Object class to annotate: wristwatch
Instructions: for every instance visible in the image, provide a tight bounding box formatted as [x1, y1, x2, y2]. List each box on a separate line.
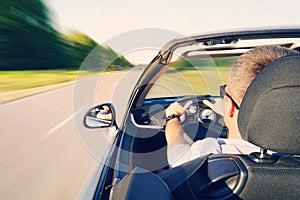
[166, 114, 180, 122]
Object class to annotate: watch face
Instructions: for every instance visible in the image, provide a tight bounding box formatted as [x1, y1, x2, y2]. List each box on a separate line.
[179, 113, 185, 123]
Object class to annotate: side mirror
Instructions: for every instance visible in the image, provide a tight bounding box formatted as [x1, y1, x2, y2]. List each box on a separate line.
[84, 103, 116, 128]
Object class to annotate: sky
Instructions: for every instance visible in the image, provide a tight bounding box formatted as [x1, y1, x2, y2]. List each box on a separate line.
[46, 0, 300, 63]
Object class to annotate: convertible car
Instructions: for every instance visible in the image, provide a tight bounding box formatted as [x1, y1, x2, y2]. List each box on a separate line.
[82, 28, 300, 199]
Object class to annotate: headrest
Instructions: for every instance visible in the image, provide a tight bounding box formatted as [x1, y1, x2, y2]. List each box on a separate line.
[238, 54, 300, 155]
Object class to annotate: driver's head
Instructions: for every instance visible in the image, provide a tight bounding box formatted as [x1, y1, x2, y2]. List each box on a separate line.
[224, 46, 298, 139]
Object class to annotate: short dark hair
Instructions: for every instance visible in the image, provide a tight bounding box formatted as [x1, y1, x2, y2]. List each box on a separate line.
[227, 45, 298, 105]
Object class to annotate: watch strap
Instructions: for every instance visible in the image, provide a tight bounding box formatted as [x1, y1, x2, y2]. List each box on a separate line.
[166, 114, 180, 122]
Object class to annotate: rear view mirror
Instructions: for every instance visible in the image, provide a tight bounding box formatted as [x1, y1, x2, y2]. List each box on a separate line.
[84, 103, 116, 128]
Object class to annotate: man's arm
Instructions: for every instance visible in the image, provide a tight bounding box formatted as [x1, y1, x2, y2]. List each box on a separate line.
[165, 117, 187, 148]
[165, 101, 192, 148]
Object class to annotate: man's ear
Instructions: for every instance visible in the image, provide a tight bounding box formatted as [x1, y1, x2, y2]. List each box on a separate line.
[225, 98, 235, 118]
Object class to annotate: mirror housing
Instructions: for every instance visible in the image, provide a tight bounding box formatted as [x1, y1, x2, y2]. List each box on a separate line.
[84, 103, 116, 128]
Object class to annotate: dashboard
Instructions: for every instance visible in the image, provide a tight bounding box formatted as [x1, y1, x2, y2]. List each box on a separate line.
[131, 96, 228, 141]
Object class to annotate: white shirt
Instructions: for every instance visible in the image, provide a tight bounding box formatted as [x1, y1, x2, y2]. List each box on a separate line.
[168, 138, 261, 167]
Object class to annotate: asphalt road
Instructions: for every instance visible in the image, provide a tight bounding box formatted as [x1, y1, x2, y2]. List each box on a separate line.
[0, 70, 141, 200]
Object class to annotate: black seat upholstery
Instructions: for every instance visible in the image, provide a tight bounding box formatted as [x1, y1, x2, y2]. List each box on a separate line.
[110, 167, 173, 200]
[235, 154, 300, 199]
[233, 54, 300, 199]
[238, 54, 300, 155]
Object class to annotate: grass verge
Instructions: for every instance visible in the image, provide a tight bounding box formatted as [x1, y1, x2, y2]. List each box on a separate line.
[0, 70, 105, 103]
[146, 68, 231, 98]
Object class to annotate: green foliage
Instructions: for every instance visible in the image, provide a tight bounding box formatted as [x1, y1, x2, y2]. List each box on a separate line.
[212, 57, 237, 67]
[110, 55, 135, 69]
[0, 0, 133, 70]
[0, 0, 65, 69]
[170, 58, 193, 70]
[170, 57, 237, 70]
[62, 33, 134, 70]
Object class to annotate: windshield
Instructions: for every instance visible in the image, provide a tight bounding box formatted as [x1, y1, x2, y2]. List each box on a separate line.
[146, 56, 237, 99]
[145, 37, 300, 100]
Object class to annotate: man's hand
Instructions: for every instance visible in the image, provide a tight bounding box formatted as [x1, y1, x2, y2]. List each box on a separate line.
[166, 101, 193, 117]
[203, 98, 224, 116]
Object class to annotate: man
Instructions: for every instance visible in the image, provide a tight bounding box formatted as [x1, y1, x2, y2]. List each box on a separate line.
[96, 105, 112, 121]
[165, 46, 298, 167]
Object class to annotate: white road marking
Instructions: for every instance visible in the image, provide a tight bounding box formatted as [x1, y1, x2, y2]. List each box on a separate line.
[38, 106, 86, 142]
[4, 106, 87, 164]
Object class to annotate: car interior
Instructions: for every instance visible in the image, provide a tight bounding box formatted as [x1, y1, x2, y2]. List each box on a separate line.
[92, 31, 300, 200]
[111, 52, 300, 200]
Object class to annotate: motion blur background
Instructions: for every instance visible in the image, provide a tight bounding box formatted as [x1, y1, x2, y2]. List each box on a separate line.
[0, 0, 135, 103]
[2, 0, 300, 102]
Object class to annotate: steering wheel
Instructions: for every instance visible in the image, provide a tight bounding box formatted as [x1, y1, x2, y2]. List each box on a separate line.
[177, 96, 228, 141]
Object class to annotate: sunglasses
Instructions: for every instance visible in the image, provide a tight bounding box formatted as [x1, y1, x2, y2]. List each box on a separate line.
[220, 85, 240, 110]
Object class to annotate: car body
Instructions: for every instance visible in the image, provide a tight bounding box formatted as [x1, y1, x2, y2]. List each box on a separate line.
[82, 27, 300, 200]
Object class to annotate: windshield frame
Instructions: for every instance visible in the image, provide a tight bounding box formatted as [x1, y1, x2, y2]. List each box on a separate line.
[129, 28, 300, 108]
